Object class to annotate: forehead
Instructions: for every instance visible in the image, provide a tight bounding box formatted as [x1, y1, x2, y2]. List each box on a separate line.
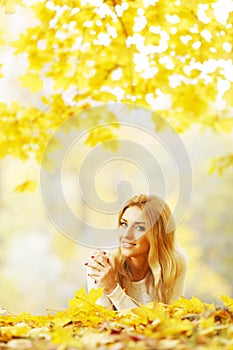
[121, 206, 146, 222]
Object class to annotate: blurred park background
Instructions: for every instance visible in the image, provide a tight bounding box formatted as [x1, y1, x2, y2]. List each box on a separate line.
[1, 126, 232, 314]
[0, 0, 233, 314]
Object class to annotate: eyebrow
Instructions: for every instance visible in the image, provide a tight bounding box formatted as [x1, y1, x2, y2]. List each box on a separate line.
[120, 217, 145, 225]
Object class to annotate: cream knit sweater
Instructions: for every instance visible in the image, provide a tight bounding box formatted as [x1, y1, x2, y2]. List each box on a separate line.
[87, 269, 186, 310]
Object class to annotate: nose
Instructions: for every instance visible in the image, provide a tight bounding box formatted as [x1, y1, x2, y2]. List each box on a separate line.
[121, 225, 134, 240]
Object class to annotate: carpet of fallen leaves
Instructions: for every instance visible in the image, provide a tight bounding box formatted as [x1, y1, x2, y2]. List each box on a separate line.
[0, 288, 233, 350]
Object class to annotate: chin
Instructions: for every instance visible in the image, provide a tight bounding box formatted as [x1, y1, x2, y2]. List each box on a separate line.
[120, 247, 134, 257]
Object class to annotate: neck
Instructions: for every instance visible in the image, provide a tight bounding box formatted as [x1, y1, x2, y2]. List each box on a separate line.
[127, 255, 149, 281]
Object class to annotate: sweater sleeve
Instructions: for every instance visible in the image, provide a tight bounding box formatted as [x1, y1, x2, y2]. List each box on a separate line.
[86, 270, 140, 310]
[106, 284, 140, 310]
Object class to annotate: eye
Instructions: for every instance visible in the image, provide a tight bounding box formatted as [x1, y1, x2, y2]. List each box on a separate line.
[120, 221, 127, 228]
[135, 225, 145, 232]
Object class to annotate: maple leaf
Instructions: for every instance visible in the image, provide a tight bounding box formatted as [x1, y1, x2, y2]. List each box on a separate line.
[52, 326, 81, 348]
[220, 295, 233, 311]
[169, 296, 215, 317]
[131, 301, 168, 324]
[69, 286, 104, 309]
[14, 180, 37, 193]
[19, 73, 44, 93]
[67, 286, 117, 325]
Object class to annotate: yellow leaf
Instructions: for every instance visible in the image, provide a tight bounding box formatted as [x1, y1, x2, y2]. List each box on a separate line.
[0, 64, 3, 78]
[169, 296, 214, 318]
[85, 125, 119, 151]
[14, 180, 37, 193]
[52, 326, 81, 348]
[1, 0, 16, 14]
[19, 73, 43, 93]
[68, 286, 104, 310]
[208, 159, 217, 175]
[220, 295, 233, 311]
[160, 318, 193, 338]
[132, 302, 168, 323]
[66, 287, 118, 325]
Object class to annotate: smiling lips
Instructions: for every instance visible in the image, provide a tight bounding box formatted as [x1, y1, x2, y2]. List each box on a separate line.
[121, 241, 137, 248]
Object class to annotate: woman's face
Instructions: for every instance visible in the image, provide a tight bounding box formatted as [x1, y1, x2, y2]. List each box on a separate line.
[119, 206, 150, 258]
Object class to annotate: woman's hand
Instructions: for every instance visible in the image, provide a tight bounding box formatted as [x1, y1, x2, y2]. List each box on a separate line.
[85, 251, 117, 295]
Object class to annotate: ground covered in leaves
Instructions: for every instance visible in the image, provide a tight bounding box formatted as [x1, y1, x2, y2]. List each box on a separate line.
[0, 288, 233, 350]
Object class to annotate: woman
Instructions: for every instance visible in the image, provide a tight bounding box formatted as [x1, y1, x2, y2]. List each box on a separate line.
[85, 194, 187, 310]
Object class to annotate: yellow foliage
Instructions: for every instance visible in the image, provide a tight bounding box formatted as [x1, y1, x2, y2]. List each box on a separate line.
[0, 0, 232, 172]
[221, 295, 233, 311]
[52, 326, 81, 348]
[0, 288, 233, 349]
[131, 301, 169, 324]
[68, 286, 104, 310]
[84, 125, 119, 150]
[14, 180, 37, 193]
[0, 0, 17, 13]
[209, 155, 233, 175]
[19, 73, 44, 93]
[169, 296, 215, 318]
[0, 63, 3, 78]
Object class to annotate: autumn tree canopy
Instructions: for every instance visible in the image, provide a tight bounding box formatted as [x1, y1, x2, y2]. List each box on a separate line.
[0, 0, 232, 169]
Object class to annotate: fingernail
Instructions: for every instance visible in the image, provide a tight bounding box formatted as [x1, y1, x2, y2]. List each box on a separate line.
[107, 258, 110, 263]
[103, 251, 107, 255]
[84, 262, 88, 266]
[91, 255, 95, 258]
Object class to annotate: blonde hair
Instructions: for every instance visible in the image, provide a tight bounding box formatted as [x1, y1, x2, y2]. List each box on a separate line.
[111, 194, 187, 304]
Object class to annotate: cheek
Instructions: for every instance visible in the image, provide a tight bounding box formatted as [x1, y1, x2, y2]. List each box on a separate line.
[139, 237, 150, 251]
[118, 228, 123, 239]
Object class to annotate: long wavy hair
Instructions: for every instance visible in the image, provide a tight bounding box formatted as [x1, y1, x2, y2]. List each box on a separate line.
[111, 194, 187, 304]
